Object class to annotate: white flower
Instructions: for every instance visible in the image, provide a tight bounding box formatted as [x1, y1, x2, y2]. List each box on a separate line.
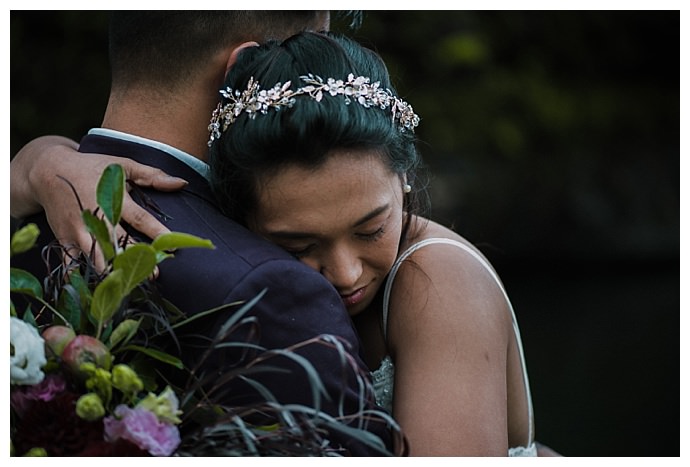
[10, 316, 47, 385]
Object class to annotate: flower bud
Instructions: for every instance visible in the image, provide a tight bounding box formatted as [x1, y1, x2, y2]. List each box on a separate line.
[61, 335, 112, 377]
[22, 447, 48, 457]
[83, 364, 113, 403]
[76, 392, 106, 421]
[41, 325, 76, 358]
[11, 223, 40, 256]
[112, 364, 143, 395]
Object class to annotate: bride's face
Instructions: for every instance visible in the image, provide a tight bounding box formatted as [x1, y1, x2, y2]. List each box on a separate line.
[249, 149, 405, 316]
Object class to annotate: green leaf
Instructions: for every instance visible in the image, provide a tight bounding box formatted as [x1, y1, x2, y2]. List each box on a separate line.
[100, 321, 114, 345]
[151, 232, 215, 252]
[109, 318, 140, 349]
[155, 250, 174, 264]
[97, 163, 125, 226]
[22, 309, 38, 328]
[58, 284, 83, 330]
[112, 243, 157, 295]
[10, 223, 40, 256]
[10, 268, 43, 298]
[90, 268, 125, 324]
[121, 344, 184, 369]
[82, 210, 115, 261]
[66, 271, 92, 331]
[68, 270, 92, 311]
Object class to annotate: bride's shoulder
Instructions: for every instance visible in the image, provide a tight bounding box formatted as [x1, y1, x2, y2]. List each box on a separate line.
[388, 217, 512, 349]
[396, 217, 509, 304]
[403, 217, 492, 268]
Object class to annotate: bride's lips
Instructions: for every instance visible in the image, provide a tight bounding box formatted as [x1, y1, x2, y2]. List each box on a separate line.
[340, 286, 367, 308]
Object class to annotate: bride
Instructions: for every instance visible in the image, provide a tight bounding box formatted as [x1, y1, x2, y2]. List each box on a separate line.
[204, 30, 537, 456]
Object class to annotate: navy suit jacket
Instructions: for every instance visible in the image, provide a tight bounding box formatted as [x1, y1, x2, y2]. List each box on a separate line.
[11, 133, 395, 455]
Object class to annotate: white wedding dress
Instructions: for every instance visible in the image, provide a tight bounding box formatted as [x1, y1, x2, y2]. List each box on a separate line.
[371, 238, 537, 457]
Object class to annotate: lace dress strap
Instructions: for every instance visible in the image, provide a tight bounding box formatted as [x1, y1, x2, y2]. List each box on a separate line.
[381, 237, 535, 445]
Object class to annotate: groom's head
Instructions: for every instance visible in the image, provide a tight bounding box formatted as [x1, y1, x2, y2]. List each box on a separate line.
[102, 11, 332, 157]
[108, 11, 330, 94]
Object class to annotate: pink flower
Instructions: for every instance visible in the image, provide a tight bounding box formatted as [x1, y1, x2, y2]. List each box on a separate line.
[103, 405, 180, 456]
[11, 373, 67, 416]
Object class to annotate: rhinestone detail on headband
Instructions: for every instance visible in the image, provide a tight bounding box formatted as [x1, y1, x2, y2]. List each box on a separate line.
[207, 73, 420, 147]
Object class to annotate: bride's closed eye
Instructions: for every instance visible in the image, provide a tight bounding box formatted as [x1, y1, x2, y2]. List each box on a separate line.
[280, 242, 316, 258]
[278, 225, 386, 259]
[356, 225, 386, 242]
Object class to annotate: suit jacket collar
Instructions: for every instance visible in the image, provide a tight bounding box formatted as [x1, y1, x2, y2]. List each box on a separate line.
[78, 131, 217, 207]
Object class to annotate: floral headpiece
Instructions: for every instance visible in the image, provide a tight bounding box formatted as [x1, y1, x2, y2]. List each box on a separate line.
[207, 73, 420, 147]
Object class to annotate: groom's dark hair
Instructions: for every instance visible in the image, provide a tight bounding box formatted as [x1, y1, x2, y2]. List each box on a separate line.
[108, 11, 329, 92]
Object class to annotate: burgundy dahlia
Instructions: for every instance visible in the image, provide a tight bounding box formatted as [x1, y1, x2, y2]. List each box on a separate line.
[12, 392, 107, 456]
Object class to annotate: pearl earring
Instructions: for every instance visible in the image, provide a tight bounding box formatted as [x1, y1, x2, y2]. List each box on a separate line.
[403, 184, 412, 193]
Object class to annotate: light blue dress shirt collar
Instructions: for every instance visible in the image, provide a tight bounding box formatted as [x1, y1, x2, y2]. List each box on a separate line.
[87, 128, 211, 180]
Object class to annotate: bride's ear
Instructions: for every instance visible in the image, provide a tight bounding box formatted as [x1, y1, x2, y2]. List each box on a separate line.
[225, 41, 259, 75]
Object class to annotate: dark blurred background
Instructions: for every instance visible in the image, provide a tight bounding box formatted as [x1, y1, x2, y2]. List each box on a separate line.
[10, 10, 679, 456]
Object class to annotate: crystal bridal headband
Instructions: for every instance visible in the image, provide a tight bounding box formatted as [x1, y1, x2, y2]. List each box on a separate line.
[208, 73, 420, 147]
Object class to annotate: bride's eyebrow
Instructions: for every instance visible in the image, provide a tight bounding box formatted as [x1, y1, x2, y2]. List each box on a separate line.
[266, 230, 314, 240]
[266, 204, 391, 239]
[353, 204, 390, 227]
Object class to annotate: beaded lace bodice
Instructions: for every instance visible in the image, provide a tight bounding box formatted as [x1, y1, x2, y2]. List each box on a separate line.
[371, 355, 394, 415]
[371, 238, 537, 457]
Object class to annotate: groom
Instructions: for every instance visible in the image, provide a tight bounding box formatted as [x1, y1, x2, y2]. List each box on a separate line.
[10, 11, 397, 456]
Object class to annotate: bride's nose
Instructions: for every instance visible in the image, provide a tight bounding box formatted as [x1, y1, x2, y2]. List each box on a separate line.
[319, 245, 362, 291]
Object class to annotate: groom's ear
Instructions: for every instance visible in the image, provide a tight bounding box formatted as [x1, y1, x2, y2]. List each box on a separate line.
[225, 41, 260, 75]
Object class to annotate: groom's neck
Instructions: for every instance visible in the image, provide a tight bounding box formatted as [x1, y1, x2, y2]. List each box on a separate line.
[101, 82, 218, 161]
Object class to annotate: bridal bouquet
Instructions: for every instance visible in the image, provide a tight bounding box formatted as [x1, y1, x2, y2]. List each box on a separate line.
[10, 164, 395, 456]
[9, 164, 215, 456]
[10, 313, 183, 455]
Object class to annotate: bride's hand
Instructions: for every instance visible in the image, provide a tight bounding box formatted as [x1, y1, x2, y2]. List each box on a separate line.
[11, 135, 188, 270]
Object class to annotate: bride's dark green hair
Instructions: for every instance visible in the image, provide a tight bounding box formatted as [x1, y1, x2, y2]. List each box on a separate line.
[208, 31, 428, 231]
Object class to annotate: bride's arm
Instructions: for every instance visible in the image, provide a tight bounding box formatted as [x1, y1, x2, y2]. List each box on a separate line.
[11, 136, 79, 219]
[386, 241, 513, 455]
[11, 135, 188, 267]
